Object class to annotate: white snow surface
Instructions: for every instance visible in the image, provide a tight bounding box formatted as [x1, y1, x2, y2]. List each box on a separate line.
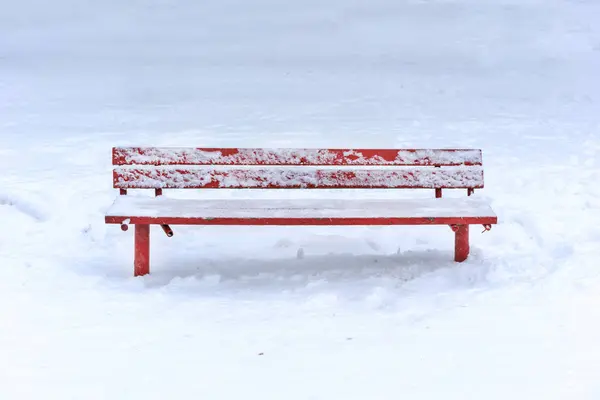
[2, 0, 600, 399]
[106, 196, 497, 221]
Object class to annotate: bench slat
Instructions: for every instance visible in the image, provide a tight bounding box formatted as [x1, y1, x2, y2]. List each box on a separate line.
[113, 147, 482, 166]
[113, 166, 484, 189]
[107, 216, 496, 226]
[105, 197, 497, 225]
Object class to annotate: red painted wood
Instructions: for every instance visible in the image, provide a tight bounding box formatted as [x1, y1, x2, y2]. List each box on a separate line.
[454, 225, 469, 262]
[134, 224, 150, 276]
[113, 147, 482, 166]
[120, 188, 127, 195]
[113, 167, 484, 189]
[106, 215, 497, 226]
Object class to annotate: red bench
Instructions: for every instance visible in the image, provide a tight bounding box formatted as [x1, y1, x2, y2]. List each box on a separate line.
[105, 147, 497, 276]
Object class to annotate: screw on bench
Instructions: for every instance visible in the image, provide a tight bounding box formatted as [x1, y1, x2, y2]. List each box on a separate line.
[482, 224, 492, 233]
[121, 219, 130, 231]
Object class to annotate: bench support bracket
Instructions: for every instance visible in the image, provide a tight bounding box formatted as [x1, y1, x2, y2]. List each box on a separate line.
[160, 224, 174, 237]
[134, 224, 150, 276]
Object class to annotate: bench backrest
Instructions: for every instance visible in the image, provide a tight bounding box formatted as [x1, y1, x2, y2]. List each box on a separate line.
[112, 147, 484, 195]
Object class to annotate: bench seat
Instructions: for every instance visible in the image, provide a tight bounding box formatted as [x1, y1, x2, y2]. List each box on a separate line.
[105, 196, 497, 226]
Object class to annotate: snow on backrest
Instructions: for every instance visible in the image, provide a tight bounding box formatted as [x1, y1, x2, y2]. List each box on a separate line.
[113, 147, 482, 166]
[113, 167, 484, 189]
[112, 148, 485, 190]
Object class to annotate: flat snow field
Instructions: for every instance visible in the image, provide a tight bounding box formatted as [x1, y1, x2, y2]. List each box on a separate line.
[2, 1, 600, 399]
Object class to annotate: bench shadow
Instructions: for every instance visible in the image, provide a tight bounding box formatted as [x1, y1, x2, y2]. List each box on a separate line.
[143, 249, 457, 293]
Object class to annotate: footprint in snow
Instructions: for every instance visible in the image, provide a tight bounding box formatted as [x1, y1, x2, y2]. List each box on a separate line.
[0, 193, 48, 222]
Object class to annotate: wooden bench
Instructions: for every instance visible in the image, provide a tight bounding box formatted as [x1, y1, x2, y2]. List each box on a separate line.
[105, 147, 497, 276]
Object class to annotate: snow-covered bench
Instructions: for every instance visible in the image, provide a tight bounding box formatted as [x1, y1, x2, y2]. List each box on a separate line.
[105, 147, 497, 276]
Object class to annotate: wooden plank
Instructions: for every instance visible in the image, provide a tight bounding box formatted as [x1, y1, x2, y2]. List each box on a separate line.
[113, 166, 484, 189]
[105, 215, 498, 226]
[113, 147, 482, 166]
[105, 197, 497, 219]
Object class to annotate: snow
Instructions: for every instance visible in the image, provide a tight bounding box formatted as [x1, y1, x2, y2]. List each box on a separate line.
[105, 196, 497, 220]
[2, 0, 600, 399]
[113, 165, 484, 189]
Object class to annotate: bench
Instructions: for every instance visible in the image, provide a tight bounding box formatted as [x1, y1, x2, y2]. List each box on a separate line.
[105, 147, 498, 276]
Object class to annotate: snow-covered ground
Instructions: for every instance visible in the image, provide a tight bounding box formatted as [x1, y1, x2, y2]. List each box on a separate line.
[2, 0, 600, 399]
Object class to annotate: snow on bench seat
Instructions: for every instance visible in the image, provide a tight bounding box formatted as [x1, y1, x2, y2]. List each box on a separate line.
[105, 196, 497, 226]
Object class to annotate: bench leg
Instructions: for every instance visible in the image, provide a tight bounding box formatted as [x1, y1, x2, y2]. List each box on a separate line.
[134, 224, 150, 276]
[454, 225, 470, 262]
